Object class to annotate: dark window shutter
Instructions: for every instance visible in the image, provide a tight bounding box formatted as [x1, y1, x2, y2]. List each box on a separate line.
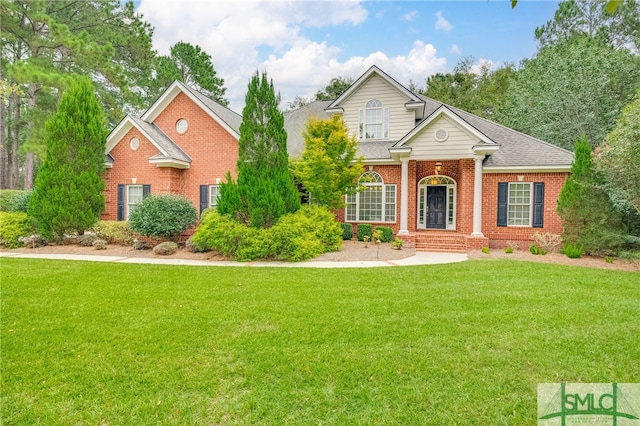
[117, 184, 125, 221]
[497, 182, 508, 227]
[532, 182, 544, 228]
[200, 185, 209, 213]
[142, 184, 151, 198]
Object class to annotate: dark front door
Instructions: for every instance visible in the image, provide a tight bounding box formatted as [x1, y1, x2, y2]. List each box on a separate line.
[426, 186, 446, 229]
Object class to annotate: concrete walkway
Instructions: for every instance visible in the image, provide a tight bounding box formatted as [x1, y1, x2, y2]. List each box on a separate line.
[0, 251, 467, 268]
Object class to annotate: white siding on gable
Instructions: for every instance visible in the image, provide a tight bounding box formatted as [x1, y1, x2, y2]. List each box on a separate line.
[407, 115, 479, 160]
[341, 75, 415, 141]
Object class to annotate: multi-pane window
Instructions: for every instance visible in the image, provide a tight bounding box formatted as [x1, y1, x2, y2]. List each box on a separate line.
[209, 185, 220, 207]
[508, 183, 532, 226]
[127, 185, 143, 219]
[359, 100, 389, 140]
[345, 171, 396, 222]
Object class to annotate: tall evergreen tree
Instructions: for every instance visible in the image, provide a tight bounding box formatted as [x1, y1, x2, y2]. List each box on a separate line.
[29, 77, 107, 240]
[557, 138, 626, 255]
[218, 71, 300, 228]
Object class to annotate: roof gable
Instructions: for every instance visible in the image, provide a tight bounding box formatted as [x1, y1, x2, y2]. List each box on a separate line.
[325, 65, 424, 116]
[141, 80, 241, 139]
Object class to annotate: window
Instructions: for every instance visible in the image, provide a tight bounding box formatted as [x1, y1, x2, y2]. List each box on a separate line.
[345, 171, 396, 222]
[127, 185, 144, 219]
[209, 185, 220, 207]
[359, 100, 389, 140]
[508, 183, 532, 226]
[497, 182, 544, 228]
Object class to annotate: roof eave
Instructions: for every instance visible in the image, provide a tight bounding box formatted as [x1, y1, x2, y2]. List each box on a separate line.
[149, 158, 191, 169]
[483, 165, 572, 173]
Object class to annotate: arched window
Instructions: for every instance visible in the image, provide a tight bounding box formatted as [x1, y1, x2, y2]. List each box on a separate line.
[359, 100, 389, 140]
[346, 171, 396, 222]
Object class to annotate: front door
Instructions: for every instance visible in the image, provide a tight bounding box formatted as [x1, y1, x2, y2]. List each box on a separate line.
[426, 186, 447, 229]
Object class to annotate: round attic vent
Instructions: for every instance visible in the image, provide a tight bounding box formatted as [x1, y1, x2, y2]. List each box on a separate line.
[176, 118, 188, 134]
[130, 137, 140, 151]
[434, 128, 448, 142]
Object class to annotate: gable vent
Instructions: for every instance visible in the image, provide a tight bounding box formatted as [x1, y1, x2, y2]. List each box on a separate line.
[434, 128, 448, 142]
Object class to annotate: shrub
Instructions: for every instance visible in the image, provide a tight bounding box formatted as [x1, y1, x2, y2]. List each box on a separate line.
[504, 247, 514, 254]
[192, 206, 342, 261]
[529, 244, 548, 255]
[133, 239, 153, 250]
[91, 221, 139, 245]
[532, 232, 561, 253]
[185, 236, 207, 253]
[391, 238, 404, 249]
[376, 226, 393, 243]
[153, 241, 179, 256]
[481, 246, 490, 254]
[9, 191, 32, 212]
[341, 223, 353, 240]
[19, 234, 46, 248]
[357, 224, 373, 242]
[563, 243, 584, 259]
[0, 212, 37, 248]
[129, 194, 197, 239]
[505, 241, 519, 252]
[0, 190, 22, 212]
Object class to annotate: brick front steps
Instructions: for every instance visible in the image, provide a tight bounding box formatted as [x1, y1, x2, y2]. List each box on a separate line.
[398, 231, 489, 253]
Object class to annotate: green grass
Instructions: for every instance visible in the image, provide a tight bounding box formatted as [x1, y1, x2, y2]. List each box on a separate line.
[2, 259, 638, 424]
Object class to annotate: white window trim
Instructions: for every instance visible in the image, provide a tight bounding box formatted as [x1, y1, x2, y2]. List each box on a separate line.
[126, 184, 143, 220]
[345, 172, 396, 223]
[507, 182, 533, 227]
[359, 100, 389, 141]
[209, 184, 220, 208]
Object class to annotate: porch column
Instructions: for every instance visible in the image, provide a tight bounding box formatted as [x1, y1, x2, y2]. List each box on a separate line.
[398, 157, 409, 235]
[472, 155, 485, 237]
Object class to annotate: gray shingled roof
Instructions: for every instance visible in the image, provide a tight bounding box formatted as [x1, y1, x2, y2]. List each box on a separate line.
[417, 95, 574, 168]
[284, 100, 332, 158]
[130, 116, 192, 163]
[183, 85, 242, 135]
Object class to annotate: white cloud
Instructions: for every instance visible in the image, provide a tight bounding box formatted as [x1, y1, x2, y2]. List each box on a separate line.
[435, 11, 453, 32]
[450, 44, 461, 55]
[470, 58, 495, 75]
[136, 1, 446, 112]
[403, 10, 418, 21]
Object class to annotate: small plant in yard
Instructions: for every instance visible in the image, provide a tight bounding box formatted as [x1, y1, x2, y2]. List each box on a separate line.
[375, 226, 393, 243]
[605, 256, 614, 264]
[563, 243, 584, 259]
[391, 237, 404, 250]
[92, 239, 108, 250]
[340, 223, 353, 240]
[504, 247, 514, 254]
[504, 240, 518, 253]
[529, 244, 548, 255]
[0, 212, 37, 248]
[356, 223, 373, 242]
[363, 235, 371, 248]
[481, 246, 490, 254]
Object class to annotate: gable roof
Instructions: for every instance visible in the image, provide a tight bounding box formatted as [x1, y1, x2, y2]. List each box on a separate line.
[325, 65, 425, 117]
[416, 95, 574, 170]
[141, 80, 241, 138]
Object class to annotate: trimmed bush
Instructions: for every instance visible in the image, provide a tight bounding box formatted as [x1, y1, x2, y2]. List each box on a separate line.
[563, 243, 584, 259]
[0, 190, 22, 212]
[356, 224, 373, 242]
[153, 241, 179, 256]
[375, 226, 393, 243]
[91, 221, 138, 245]
[0, 212, 37, 248]
[192, 206, 342, 262]
[341, 223, 353, 240]
[129, 194, 197, 239]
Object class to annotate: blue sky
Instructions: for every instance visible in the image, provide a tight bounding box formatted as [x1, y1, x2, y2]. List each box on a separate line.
[135, 1, 560, 112]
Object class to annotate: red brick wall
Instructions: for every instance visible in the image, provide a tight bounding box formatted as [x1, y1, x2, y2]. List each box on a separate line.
[103, 92, 238, 220]
[482, 172, 569, 248]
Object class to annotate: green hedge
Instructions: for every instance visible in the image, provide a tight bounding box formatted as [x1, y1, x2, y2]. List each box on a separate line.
[0, 212, 36, 248]
[0, 190, 23, 212]
[192, 205, 342, 262]
[375, 226, 393, 243]
[129, 194, 197, 239]
[340, 223, 353, 240]
[90, 221, 140, 245]
[356, 224, 372, 241]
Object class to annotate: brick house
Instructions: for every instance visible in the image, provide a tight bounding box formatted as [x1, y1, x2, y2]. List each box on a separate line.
[104, 66, 573, 250]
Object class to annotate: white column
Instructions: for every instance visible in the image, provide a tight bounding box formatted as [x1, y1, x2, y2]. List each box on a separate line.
[472, 155, 484, 237]
[398, 157, 410, 235]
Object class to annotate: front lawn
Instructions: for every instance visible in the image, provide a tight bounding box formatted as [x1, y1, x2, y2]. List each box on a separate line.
[1, 259, 638, 424]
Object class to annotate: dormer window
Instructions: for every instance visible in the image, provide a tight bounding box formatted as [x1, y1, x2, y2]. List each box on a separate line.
[359, 99, 389, 140]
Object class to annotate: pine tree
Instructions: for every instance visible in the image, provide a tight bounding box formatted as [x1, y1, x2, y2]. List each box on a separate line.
[218, 71, 300, 228]
[557, 137, 626, 255]
[29, 77, 107, 240]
